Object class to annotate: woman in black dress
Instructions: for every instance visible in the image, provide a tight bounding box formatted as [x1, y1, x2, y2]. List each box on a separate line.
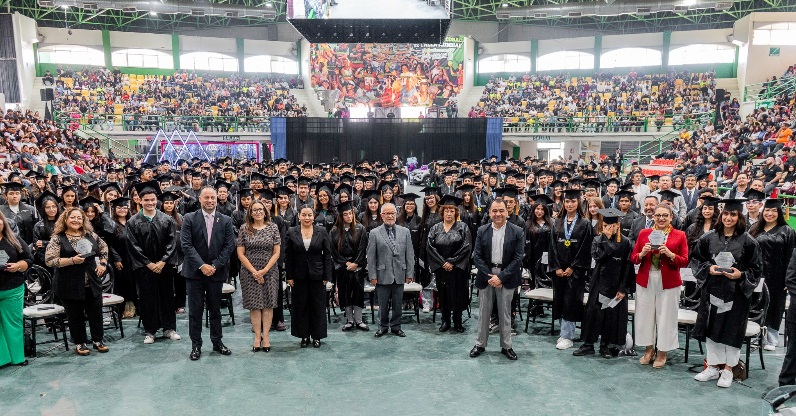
[314, 186, 336, 232]
[159, 191, 186, 313]
[107, 197, 135, 318]
[285, 206, 333, 348]
[749, 198, 796, 351]
[525, 194, 554, 314]
[419, 187, 442, 312]
[273, 186, 296, 227]
[548, 188, 595, 350]
[685, 196, 719, 271]
[32, 191, 61, 268]
[215, 181, 236, 217]
[692, 199, 762, 388]
[397, 192, 422, 286]
[330, 202, 369, 332]
[426, 195, 472, 333]
[457, 185, 479, 246]
[357, 190, 382, 232]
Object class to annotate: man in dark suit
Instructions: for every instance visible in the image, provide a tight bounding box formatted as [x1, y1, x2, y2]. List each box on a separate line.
[630, 195, 660, 241]
[181, 186, 236, 361]
[681, 174, 699, 212]
[469, 199, 525, 361]
[0, 182, 36, 245]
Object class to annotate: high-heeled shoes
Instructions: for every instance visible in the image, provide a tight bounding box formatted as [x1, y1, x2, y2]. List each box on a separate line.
[653, 352, 667, 368]
[300, 338, 309, 348]
[263, 346, 271, 352]
[639, 348, 655, 365]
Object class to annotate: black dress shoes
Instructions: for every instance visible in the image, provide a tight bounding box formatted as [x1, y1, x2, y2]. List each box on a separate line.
[190, 347, 201, 361]
[439, 322, 451, 332]
[391, 329, 406, 337]
[469, 346, 485, 357]
[212, 343, 232, 355]
[374, 328, 388, 337]
[454, 325, 465, 333]
[312, 339, 321, 348]
[300, 338, 310, 347]
[501, 348, 518, 361]
[573, 344, 595, 357]
[599, 345, 613, 359]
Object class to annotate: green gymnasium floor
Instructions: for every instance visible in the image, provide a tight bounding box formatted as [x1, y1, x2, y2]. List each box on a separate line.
[0, 290, 785, 416]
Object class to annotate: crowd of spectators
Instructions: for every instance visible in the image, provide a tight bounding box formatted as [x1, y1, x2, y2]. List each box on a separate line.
[49, 66, 308, 132]
[0, 108, 122, 180]
[469, 69, 717, 133]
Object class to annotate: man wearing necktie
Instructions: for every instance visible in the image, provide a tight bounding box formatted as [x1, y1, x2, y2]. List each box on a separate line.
[181, 186, 236, 361]
[631, 195, 660, 242]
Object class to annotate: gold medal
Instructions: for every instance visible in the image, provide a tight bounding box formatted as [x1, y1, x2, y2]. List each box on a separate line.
[564, 240, 571, 247]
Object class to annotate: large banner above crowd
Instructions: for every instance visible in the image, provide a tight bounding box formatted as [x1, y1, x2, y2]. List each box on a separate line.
[309, 37, 465, 111]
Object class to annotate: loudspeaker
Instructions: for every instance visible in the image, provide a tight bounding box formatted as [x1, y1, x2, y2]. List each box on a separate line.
[40, 88, 53, 101]
[714, 88, 727, 126]
[501, 150, 509, 161]
[715, 88, 727, 103]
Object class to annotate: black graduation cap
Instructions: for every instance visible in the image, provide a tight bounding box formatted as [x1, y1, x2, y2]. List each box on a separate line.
[362, 190, 381, 202]
[340, 174, 354, 183]
[99, 183, 122, 194]
[250, 172, 266, 183]
[335, 183, 353, 196]
[316, 182, 334, 194]
[764, 198, 783, 209]
[259, 189, 275, 201]
[648, 175, 661, 182]
[155, 174, 172, 184]
[616, 189, 636, 200]
[87, 181, 103, 193]
[701, 196, 721, 207]
[79, 196, 102, 210]
[2, 182, 25, 193]
[274, 186, 293, 196]
[696, 173, 710, 182]
[697, 188, 715, 198]
[583, 179, 601, 191]
[175, 159, 187, 166]
[744, 189, 766, 201]
[25, 171, 45, 180]
[214, 180, 231, 190]
[35, 190, 59, 209]
[562, 188, 582, 200]
[457, 184, 475, 194]
[110, 197, 130, 208]
[239, 188, 255, 198]
[59, 184, 77, 194]
[296, 176, 312, 186]
[494, 187, 519, 199]
[283, 176, 297, 185]
[603, 178, 621, 187]
[398, 192, 420, 201]
[419, 186, 439, 196]
[535, 169, 553, 178]
[529, 193, 554, 206]
[658, 190, 679, 203]
[550, 180, 566, 189]
[458, 172, 474, 181]
[138, 163, 154, 173]
[132, 180, 161, 197]
[722, 198, 747, 212]
[439, 195, 463, 206]
[158, 191, 180, 202]
[336, 201, 354, 214]
[597, 208, 625, 224]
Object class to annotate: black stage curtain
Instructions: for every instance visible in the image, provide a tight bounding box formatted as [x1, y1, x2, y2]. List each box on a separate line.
[0, 15, 20, 103]
[286, 118, 486, 164]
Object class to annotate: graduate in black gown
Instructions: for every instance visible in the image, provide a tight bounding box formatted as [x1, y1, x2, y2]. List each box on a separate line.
[107, 197, 135, 318]
[273, 186, 296, 227]
[525, 194, 554, 316]
[426, 195, 472, 333]
[330, 202, 369, 332]
[397, 192, 422, 286]
[358, 190, 383, 232]
[419, 187, 442, 312]
[749, 198, 796, 350]
[574, 208, 633, 359]
[125, 181, 181, 344]
[215, 181, 236, 217]
[548, 188, 595, 350]
[313, 184, 337, 232]
[692, 199, 762, 388]
[31, 191, 61, 268]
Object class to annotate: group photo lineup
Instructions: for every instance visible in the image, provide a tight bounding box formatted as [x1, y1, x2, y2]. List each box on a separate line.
[3, 1, 796, 415]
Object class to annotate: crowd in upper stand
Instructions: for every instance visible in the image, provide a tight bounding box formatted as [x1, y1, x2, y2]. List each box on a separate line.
[468, 70, 717, 131]
[47, 66, 308, 131]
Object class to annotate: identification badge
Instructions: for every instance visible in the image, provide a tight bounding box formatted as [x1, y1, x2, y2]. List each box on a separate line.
[564, 240, 571, 247]
[541, 252, 548, 265]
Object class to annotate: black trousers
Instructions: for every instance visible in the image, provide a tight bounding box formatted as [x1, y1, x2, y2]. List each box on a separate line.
[377, 283, 404, 331]
[61, 287, 104, 345]
[780, 320, 796, 386]
[137, 267, 177, 334]
[290, 280, 327, 340]
[187, 279, 223, 348]
[174, 273, 186, 309]
[273, 265, 285, 323]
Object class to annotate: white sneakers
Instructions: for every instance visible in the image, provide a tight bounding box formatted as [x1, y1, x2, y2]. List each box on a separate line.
[694, 366, 733, 388]
[764, 344, 777, 351]
[164, 330, 181, 341]
[144, 334, 155, 344]
[694, 366, 720, 382]
[556, 338, 574, 350]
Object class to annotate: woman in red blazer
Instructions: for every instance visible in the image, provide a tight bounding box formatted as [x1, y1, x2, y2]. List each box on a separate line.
[630, 203, 689, 368]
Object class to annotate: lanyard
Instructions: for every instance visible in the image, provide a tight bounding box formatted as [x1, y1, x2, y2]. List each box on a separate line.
[564, 214, 578, 246]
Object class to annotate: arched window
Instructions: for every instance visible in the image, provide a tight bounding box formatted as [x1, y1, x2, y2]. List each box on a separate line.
[180, 52, 238, 72]
[601, 48, 661, 68]
[478, 54, 531, 73]
[669, 44, 735, 65]
[536, 51, 593, 71]
[244, 55, 299, 74]
[38, 45, 104, 66]
[111, 48, 173, 69]
[753, 23, 796, 46]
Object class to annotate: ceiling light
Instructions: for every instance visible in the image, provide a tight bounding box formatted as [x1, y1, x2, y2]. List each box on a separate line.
[150, 11, 157, 16]
[61, 5, 69, 9]
[501, 3, 509, 7]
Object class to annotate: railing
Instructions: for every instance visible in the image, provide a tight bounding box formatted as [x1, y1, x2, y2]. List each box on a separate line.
[77, 126, 141, 159]
[501, 111, 714, 135]
[54, 111, 274, 133]
[623, 113, 715, 166]
[743, 76, 796, 107]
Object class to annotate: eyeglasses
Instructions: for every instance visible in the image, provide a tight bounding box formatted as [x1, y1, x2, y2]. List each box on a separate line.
[382, 212, 397, 216]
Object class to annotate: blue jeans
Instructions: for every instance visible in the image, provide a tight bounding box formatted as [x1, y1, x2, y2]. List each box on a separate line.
[560, 319, 576, 340]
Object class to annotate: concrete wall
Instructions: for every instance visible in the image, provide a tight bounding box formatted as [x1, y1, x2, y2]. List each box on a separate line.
[12, 13, 37, 109]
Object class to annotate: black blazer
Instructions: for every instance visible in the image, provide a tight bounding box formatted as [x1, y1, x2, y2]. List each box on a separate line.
[472, 222, 525, 290]
[285, 225, 333, 282]
[180, 210, 236, 282]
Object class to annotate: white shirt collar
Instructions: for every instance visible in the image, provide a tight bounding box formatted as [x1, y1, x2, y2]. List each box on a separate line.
[203, 210, 216, 217]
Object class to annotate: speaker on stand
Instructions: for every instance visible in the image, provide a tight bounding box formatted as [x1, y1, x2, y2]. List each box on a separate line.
[714, 88, 726, 127]
[40, 88, 54, 121]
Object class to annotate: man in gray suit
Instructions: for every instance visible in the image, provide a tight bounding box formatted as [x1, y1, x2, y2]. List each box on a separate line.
[367, 203, 415, 337]
[650, 175, 686, 223]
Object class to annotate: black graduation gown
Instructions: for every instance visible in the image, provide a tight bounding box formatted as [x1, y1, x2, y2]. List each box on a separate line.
[548, 216, 595, 322]
[357, 211, 382, 233]
[0, 203, 36, 245]
[398, 213, 422, 282]
[275, 207, 296, 228]
[581, 235, 633, 345]
[755, 224, 796, 331]
[216, 200, 235, 217]
[330, 224, 368, 308]
[426, 221, 472, 312]
[124, 211, 180, 332]
[525, 221, 553, 287]
[459, 207, 479, 247]
[31, 220, 55, 266]
[314, 208, 336, 232]
[692, 231, 763, 348]
[419, 211, 442, 287]
[107, 221, 136, 304]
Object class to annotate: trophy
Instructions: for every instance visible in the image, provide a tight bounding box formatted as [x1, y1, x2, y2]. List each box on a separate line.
[648, 230, 666, 249]
[714, 252, 735, 274]
[76, 238, 94, 258]
[0, 251, 9, 267]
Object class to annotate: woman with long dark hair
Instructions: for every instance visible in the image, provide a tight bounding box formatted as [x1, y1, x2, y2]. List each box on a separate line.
[686, 197, 719, 263]
[108, 197, 136, 318]
[159, 191, 186, 314]
[313, 186, 336, 232]
[749, 198, 796, 351]
[330, 201, 369, 332]
[357, 190, 382, 232]
[0, 209, 32, 367]
[548, 189, 595, 350]
[525, 195, 553, 311]
[32, 191, 61, 267]
[419, 188, 442, 313]
[692, 199, 762, 388]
